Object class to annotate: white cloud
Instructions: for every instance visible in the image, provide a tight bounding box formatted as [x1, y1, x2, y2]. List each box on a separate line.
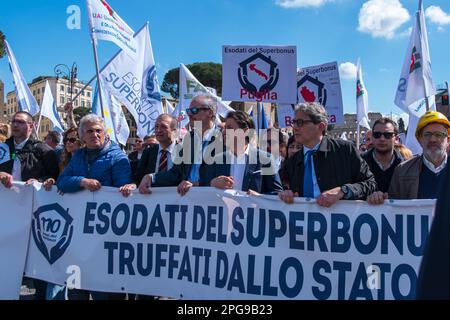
[358, 0, 410, 39]
[339, 62, 357, 80]
[275, 0, 332, 8]
[398, 26, 412, 38]
[425, 6, 450, 26]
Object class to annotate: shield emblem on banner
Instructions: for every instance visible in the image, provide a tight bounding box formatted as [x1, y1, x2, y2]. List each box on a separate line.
[31, 203, 74, 264]
[297, 75, 327, 106]
[238, 52, 279, 94]
[0, 144, 10, 165]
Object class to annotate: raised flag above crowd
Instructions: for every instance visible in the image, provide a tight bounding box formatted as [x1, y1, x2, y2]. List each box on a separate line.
[37, 81, 64, 134]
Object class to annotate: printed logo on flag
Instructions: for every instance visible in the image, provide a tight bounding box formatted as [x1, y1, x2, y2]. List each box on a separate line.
[31, 203, 74, 265]
[297, 75, 327, 106]
[409, 46, 422, 74]
[356, 80, 364, 98]
[238, 52, 280, 100]
[145, 65, 162, 101]
[0, 144, 10, 165]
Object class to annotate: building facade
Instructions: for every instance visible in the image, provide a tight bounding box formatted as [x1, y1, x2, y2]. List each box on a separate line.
[3, 76, 92, 140]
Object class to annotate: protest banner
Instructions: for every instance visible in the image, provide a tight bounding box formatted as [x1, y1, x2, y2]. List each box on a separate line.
[222, 46, 297, 104]
[22, 186, 434, 300]
[0, 184, 33, 299]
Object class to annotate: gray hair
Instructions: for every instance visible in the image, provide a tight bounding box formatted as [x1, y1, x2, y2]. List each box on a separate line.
[191, 95, 217, 117]
[156, 113, 178, 130]
[78, 114, 105, 141]
[294, 102, 329, 133]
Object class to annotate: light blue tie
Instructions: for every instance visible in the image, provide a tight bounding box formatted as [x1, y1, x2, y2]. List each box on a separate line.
[189, 140, 208, 183]
[303, 150, 314, 198]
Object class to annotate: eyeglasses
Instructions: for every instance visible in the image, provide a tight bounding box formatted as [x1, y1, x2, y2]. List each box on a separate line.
[373, 132, 396, 139]
[64, 138, 79, 144]
[11, 119, 31, 125]
[421, 131, 448, 140]
[86, 129, 103, 134]
[291, 119, 314, 127]
[186, 107, 210, 115]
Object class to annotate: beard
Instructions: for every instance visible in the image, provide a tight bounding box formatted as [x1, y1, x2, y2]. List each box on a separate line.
[423, 146, 447, 163]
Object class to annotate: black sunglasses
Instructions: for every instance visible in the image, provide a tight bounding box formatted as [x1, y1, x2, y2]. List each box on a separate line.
[64, 137, 79, 144]
[186, 107, 210, 115]
[373, 132, 396, 139]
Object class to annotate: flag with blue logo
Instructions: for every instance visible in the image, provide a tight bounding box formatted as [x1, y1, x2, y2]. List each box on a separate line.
[4, 40, 40, 116]
[40, 81, 64, 133]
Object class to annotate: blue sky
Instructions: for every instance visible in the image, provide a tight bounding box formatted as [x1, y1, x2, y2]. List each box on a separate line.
[0, 0, 449, 118]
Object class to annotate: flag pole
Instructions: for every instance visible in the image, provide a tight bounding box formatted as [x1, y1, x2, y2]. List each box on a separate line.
[91, 41, 105, 118]
[35, 110, 43, 137]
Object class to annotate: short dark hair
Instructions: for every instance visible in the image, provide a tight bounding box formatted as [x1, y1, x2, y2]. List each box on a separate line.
[14, 111, 33, 123]
[225, 110, 255, 130]
[45, 130, 61, 145]
[372, 117, 399, 134]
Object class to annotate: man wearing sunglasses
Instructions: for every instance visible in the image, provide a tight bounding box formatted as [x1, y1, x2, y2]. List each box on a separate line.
[138, 95, 223, 196]
[369, 111, 450, 203]
[362, 118, 404, 196]
[278, 102, 376, 207]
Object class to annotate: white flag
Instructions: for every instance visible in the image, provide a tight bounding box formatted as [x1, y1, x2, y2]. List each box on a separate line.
[101, 23, 163, 138]
[86, 0, 136, 57]
[394, 0, 435, 113]
[165, 99, 175, 114]
[356, 59, 370, 130]
[92, 81, 130, 146]
[179, 63, 233, 119]
[340, 132, 348, 141]
[40, 81, 64, 133]
[4, 40, 40, 116]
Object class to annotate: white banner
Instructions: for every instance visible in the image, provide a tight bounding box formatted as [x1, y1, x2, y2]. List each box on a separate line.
[101, 23, 163, 138]
[297, 61, 344, 124]
[0, 184, 33, 299]
[222, 46, 297, 104]
[22, 186, 434, 300]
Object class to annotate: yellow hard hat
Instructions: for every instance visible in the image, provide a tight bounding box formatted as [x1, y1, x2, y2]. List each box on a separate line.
[415, 111, 450, 138]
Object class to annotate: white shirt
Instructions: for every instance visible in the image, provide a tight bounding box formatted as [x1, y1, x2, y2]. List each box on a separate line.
[155, 143, 175, 173]
[12, 138, 29, 181]
[303, 143, 321, 198]
[423, 154, 447, 174]
[228, 147, 250, 191]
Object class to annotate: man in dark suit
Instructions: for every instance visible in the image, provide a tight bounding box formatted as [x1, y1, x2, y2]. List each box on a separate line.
[278, 102, 376, 207]
[210, 110, 283, 195]
[120, 114, 178, 196]
[128, 137, 145, 179]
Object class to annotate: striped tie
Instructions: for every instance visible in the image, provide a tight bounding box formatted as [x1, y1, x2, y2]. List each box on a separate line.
[159, 149, 168, 173]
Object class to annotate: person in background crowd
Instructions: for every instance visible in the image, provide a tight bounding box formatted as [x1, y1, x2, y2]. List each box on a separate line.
[209, 110, 283, 195]
[0, 123, 10, 142]
[280, 135, 302, 189]
[59, 128, 82, 177]
[363, 118, 404, 196]
[278, 103, 376, 207]
[368, 111, 450, 203]
[394, 143, 413, 160]
[138, 95, 223, 196]
[143, 134, 158, 146]
[417, 162, 450, 299]
[0, 111, 59, 300]
[265, 128, 288, 171]
[359, 144, 367, 154]
[128, 137, 145, 180]
[44, 130, 64, 161]
[56, 114, 131, 300]
[364, 130, 374, 150]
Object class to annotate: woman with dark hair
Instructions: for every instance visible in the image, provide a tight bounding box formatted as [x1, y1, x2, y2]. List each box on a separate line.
[210, 110, 283, 195]
[280, 135, 302, 189]
[59, 127, 82, 172]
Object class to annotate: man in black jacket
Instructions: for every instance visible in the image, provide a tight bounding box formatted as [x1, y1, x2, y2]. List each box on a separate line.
[278, 103, 376, 207]
[0, 111, 58, 188]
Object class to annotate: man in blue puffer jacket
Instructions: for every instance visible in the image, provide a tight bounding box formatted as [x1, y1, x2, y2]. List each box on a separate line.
[56, 113, 131, 300]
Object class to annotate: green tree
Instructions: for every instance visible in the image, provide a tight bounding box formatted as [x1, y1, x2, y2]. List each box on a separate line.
[0, 30, 6, 59]
[73, 107, 91, 124]
[398, 117, 406, 133]
[161, 62, 222, 99]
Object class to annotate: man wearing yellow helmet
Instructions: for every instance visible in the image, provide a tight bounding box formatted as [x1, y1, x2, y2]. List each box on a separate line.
[368, 111, 449, 203]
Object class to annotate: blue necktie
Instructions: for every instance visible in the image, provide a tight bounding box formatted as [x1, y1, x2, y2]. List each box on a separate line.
[303, 150, 314, 198]
[189, 140, 208, 183]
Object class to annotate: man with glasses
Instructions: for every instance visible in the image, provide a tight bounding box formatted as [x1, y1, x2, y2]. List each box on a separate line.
[362, 118, 404, 200]
[278, 102, 376, 207]
[369, 111, 450, 203]
[138, 95, 223, 196]
[0, 111, 59, 300]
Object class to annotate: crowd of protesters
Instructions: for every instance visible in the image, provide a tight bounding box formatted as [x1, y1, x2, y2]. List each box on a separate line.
[1, 96, 449, 299]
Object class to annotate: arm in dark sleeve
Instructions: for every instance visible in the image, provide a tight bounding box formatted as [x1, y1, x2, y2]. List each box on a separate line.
[134, 148, 151, 185]
[346, 143, 377, 200]
[152, 163, 185, 187]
